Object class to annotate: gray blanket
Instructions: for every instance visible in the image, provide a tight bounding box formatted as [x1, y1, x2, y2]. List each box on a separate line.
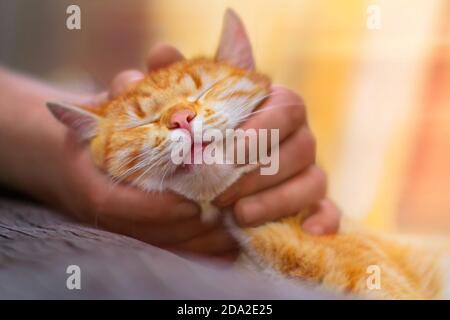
[0, 192, 336, 299]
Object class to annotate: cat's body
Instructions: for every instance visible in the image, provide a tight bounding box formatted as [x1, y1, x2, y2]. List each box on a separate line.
[48, 9, 450, 299]
[231, 215, 449, 299]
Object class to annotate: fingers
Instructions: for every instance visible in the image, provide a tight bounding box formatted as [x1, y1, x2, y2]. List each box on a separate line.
[143, 216, 219, 245]
[85, 91, 109, 106]
[85, 71, 143, 106]
[233, 165, 327, 227]
[146, 42, 184, 71]
[94, 43, 184, 102]
[95, 213, 218, 246]
[167, 226, 238, 256]
[239, 85, 306, 150]
[110, 69, 144, 98]
[215, 126, 315, 206]
[302, 199, 341, 235]
[63, 136, 200, 224]
[102, 185, 201, 223]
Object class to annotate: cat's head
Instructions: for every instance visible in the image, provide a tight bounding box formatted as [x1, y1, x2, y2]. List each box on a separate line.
[47, 9, 270, 201]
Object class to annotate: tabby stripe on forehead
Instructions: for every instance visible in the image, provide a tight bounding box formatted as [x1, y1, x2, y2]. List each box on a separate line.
[188, 71, 202, 89]
[132, 98, 146, 118]
[153, 75, 169, 89]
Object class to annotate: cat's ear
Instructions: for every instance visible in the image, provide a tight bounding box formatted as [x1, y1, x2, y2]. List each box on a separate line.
[46, 101, 100, 141]
[215, 9, 255, 71]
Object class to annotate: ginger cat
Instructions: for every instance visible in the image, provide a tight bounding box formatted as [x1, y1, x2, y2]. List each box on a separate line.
[47, 9, 450, 299]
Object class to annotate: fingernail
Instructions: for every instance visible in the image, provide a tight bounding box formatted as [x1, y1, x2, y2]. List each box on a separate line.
[239, 200, 265, 225]
[171, 202, 200, 218]
[305, 225, 324, 236]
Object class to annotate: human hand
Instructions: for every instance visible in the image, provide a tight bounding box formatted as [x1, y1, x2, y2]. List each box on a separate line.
[52, 43, 238, 258]
[214, 86, 341, 235]
[54, 41, 339, 265]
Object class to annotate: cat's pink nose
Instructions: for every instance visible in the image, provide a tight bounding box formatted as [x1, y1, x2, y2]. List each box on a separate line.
[168, 109, 196, 130]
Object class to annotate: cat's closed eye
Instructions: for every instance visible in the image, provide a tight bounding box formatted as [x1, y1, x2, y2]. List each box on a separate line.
[125, 117, 159, 129]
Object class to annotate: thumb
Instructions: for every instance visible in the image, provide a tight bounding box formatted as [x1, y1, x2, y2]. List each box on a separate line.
[146, 42, 185, 72]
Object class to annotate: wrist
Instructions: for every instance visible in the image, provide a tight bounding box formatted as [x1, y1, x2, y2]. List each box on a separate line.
[0, 68, 70, 206]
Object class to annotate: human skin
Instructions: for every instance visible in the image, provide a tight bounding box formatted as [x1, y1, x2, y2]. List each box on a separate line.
[0, 43, 340, 259]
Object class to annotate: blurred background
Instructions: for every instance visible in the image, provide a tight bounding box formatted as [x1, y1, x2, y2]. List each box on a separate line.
[0, 0, 449, 234]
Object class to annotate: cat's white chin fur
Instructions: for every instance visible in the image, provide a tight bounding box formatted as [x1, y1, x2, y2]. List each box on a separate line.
[139, 163, 258, 223]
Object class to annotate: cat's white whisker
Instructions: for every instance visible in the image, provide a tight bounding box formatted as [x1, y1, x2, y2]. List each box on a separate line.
[108, 141, 172, 191]
[190, 78, 225, 102]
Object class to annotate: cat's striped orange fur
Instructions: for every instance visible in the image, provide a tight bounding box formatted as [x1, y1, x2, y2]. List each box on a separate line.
[47, 9, 449, 299]
[235, 216, 449, 299]
[86, 58, 270, 181]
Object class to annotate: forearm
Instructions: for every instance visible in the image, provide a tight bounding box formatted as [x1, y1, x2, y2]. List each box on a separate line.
[0, 67, 69, 203]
